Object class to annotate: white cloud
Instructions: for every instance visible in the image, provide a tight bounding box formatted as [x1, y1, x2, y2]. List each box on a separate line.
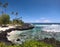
[25, 17, 52, 23]
[35, 17, 52, 23]
[42, 20, 51, 23]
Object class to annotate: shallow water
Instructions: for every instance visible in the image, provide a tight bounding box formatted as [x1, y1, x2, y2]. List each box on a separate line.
[7, 23, 60, 44]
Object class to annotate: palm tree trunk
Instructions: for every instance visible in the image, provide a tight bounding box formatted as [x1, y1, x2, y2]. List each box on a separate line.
[4, 6, 6, 14]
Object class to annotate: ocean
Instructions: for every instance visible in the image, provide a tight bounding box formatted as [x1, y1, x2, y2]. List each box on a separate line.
[7, 23, 60, 44]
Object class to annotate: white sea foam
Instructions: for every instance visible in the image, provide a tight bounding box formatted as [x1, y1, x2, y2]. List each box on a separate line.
[7, 30, 32, 44]
[41, 24, 60, 32]
[34, 24, 60, 32]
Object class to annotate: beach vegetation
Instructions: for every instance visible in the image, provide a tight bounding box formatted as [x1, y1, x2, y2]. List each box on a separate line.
[0, 40, 53, 47]
[13, 19, 24, 25]
[0, 14, 10, 25]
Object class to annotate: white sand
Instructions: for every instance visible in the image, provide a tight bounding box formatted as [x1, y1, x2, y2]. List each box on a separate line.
[0, 26, 15, 31]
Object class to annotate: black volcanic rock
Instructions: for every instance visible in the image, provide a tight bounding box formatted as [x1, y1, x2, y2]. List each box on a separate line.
[0, 31, 13, 45]
[0, 23, 34, 45]
[41, 38, 60, 47]
[15, 23, 34, 30]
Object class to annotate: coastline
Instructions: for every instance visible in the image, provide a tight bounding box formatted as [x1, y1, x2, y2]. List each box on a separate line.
[0, 24, 34, 45]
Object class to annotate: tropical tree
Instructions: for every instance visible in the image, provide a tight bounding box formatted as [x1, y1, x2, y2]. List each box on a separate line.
[0, 16, 2, 25]
[1, 14, 10, 25]
[0, 2, 2, 6]
[16, 12, 18, 16]
[0, 2, 3, 14]
[3, 2, 8, 14]
[11, 12, 18, 19]
[13, 12, 18, 18]
[11, 11, 14, 15]
[0, 2, 8, 14]
[13, 18, 24, 25]
[16, 12, 22, 21]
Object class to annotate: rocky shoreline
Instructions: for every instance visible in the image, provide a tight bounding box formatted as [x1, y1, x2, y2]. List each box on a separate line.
[0, 23, 34, 45]
[0, 24, 60, 47]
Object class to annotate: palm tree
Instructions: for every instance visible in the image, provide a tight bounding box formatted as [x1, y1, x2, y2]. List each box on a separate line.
[3, 2, 8, 14]
[0, 2, 3, 14]
[11, 12, 18, 19]
[16, 12, 18, 15]
[15, 12, 18, 19]
[0, 2, 8, 14]
[0, 2, 2, 6]
[12, 11, 22, 20]
[1, 11, 4, 14]
[11, 11, 14, 15]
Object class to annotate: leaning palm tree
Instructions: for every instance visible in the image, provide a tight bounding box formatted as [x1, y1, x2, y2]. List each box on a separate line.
[11, 11, 18, 19]
[11, 11, 14, 15]
[16, 12, 18, 15]
[16, 12, 23, 21]
[15, 12, 18, 19]
[20, 16, 22, 20]
[11, 12, 18, 23]
[1, 11, 4, 14]
[3, 2, 8, 14]
[0, 2, 3, 14]
[0, 2, 2, 6]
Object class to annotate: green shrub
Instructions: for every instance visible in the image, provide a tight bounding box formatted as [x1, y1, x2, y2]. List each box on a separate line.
[22, 40, 53, 47]
[0, 40, 53, 47]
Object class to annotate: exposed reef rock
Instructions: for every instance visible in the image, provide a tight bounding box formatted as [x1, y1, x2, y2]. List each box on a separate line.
[0, 23, 34, 45]
[0, 31, 13, 45]
[40, 38, 60, 47]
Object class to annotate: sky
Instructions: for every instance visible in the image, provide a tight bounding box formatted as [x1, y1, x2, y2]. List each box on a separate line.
[0, 0, 60, 23]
